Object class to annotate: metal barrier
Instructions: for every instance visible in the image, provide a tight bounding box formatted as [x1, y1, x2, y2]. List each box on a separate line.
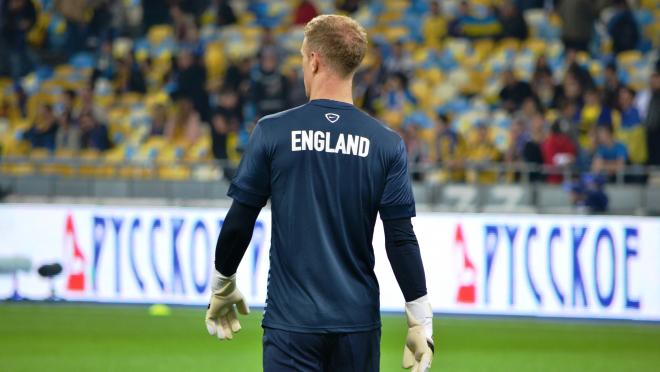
[1, 157, 659, 215]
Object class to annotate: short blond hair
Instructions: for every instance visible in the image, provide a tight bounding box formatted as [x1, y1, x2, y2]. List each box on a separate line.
[304, 15, 368, 77]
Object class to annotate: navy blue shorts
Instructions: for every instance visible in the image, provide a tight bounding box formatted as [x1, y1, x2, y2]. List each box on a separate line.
[262, 327, 381, 372]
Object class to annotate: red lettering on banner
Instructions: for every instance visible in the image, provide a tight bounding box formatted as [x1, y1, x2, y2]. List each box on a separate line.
[64, 214, 85, 291]
[455, 224, 476, 304]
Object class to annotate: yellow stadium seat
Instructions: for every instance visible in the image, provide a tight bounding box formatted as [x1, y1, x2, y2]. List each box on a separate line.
[4, 163, 35, 176]
[147, 25, 173, 45]
[29, 148, 51, 160]
[158, 165, 191, 181]
[156, 144, 183, 164]
[617, 50, 642, 67]
[640, 0, 660, 9]
[241, 26, 263, 41]
[54, 64, 75, 79]
[54, 148, 75, 159]
[524, 38, 547, 55]
[113, 38, 133, 59]
[473, 39, 495, 60]
[205, 42, 227, 81]
[382, 26, 408, 42]
[380, 110, 404, 129]
[145, 92, 171, 108]
[80, 149, 100, 161]
[498, 38, 521, 51]
[185, 136, 211, 161]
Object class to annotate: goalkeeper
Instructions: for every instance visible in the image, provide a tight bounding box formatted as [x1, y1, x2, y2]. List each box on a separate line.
[206, 14, 434, 372]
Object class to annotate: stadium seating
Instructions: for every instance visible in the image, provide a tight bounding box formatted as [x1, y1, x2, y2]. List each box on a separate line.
[1, 0, 659, 214]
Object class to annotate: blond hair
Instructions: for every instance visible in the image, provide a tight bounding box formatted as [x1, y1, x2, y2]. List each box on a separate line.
[303, 15, 368, 77]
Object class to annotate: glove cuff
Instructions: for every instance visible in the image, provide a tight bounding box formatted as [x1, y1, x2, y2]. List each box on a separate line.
[405, 294, 433, 340]
[211, 270, 237, 292]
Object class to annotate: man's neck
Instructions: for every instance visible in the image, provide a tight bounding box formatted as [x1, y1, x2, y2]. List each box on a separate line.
[309, 75, 354, 105]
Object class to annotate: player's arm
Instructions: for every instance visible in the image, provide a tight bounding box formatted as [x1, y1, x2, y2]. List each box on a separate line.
[380, 139, 434, 371]
[205, 200, 260, 340]
[206, 121, 271, 341]
[383, 218, 434, 372]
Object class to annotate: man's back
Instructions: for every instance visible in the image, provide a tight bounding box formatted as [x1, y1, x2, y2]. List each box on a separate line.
[229, 99, 414, 332]
[207, 15, 433, 372]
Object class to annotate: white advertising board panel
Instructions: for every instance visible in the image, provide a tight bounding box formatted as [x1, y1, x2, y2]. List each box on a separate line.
[1, 204, 658, 320]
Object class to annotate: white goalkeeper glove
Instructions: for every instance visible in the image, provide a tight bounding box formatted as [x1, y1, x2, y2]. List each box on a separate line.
[402, 295, 434, 372]
[205, 271, 250, 340]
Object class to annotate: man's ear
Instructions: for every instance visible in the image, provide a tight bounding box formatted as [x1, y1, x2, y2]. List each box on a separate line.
[311, 52, 319, 74]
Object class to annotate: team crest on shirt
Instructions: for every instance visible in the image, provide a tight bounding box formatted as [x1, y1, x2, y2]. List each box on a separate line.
[325, 113, 340, 123]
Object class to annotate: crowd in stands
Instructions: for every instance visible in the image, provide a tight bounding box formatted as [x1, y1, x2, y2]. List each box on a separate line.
[0, 0, 659, 186]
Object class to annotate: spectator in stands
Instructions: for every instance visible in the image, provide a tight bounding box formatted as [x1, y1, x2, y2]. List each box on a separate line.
[465, 122, 501, 184]
[603, 62, 622, 109]
[224, 57, 253, 104]
[517, 96, 542, 125]
[210, 86, 242, 178]
[385, 40, 413, 77]
[577, 89, 608, 154]
[79, 112, 112, 151]
[55, 90, 81, 151]
[495, 1, 528, 40]
[506, 117, 544, 181]
[563, 50, 595, 91]
[525, 114, 547, 181]
[293, 0, 319, 26]
[92, 39, 117, 83]
[1, 0, 37, 79]
[251, 49, 289, 118]
[88, 0, 119, 45]
[336, 0, 361, 15]
[381, 72, 416, 112]
[210, 108, 238, 162]
[592, 124, 627, 181]
[402, 123, 428, 181]
[213, 85, 242, 129]
[557, 0, 608, 52]
[607, 0, 640, 55]
[78, 85, 107, 124]
[56, 90, 77, 130]
[170, 5, 197, 43]
[641, 66, 660, 166]
[499, 69, 533, 113]
[166, 97, 202, 146]
[174, 48, 210, 121]
[354, 66, 381, 115]
[506, 118, 531, 163]
[23, 105, 58, 152]
[142, 0, 172, 33]
[449, 1, 501, 39]
[214, 0, 237, 27]
[615, 86, 647, 165]
[531, 57, 559, 109]
[259, 28, 288, 63]
[115, 53, 147, 94]
[555, 100, 580, 151]
[433, 113, 465, 182]
[448, 1, 471, 37]
[149, 104, 168, 137]
[422, 1, 447, 48]
[286, 67, 308, 107]
[566, 173, 608, 213]
[516, 0, 544, 11]
[542, 121, 577, 184]
[55, 0, 96, 53]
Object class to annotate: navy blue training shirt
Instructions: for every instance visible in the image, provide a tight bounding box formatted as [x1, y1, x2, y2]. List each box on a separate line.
[228, 99, 416, 333]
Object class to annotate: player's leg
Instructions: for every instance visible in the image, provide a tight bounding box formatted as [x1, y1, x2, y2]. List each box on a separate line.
[324, 328, 381, 372]
[262, 327, 327, 372]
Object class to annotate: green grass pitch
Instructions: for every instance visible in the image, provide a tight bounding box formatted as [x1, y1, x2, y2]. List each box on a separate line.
[1, 303, 659, 371]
